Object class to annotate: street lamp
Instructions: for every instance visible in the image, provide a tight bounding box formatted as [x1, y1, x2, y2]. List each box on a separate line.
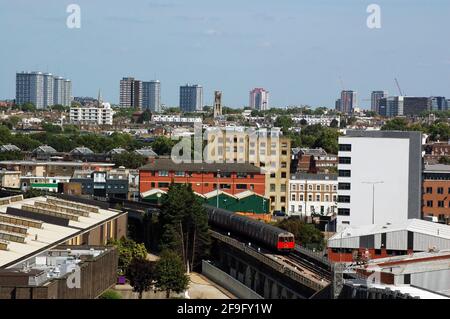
[362, 181, 384, 224]
[216, 169, 221, 208]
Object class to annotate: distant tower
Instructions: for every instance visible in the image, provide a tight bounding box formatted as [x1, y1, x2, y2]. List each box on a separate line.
[213, 91, 222, 118]
[97, 89, 103, 107]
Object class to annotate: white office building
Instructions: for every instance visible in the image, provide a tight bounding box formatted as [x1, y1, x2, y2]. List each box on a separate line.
[69, 103, 114, 125]
[337, 130, 422, 232]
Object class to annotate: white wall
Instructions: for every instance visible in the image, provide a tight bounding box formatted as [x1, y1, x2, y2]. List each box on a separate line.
[337, 136, 411, 231]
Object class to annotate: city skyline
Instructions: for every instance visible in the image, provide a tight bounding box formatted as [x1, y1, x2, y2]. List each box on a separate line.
[1, 1, 450, 107]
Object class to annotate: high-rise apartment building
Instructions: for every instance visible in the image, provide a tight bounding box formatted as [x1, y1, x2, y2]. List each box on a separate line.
[339, 90, 357, 115]
[180, 84, 203, 112]
[205, 127, 291, 213]
[249, 88, 269, 110]
[337, 131, 422, 231]
[379, 96, 404, 117]
[16, 71, 72, 108]
[371, 91, 388, 113]
[120, 77, 142, 108]
[142, 80, 161, 112]
[430, 97, 448, 112]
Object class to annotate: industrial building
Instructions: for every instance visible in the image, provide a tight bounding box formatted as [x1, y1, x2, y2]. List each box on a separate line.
[0, 194, 127, 269]
[0, 246, 118, 299]
[327, 219, 450, 263]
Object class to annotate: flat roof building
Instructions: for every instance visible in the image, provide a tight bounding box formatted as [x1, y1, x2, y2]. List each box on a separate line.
[337, 130, 422, 231]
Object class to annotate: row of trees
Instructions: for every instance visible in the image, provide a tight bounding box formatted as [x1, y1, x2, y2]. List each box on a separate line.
[273, 116, 340, 153]
[382, 118, 450, 141]
[109, 237, 189, 299]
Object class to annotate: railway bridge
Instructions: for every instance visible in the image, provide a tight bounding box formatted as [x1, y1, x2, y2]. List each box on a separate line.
[209, 230, 332, 299]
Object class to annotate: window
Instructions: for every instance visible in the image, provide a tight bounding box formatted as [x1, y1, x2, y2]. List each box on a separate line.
[236, 172, 248, 179]
[299, 194, 304, 201]
[281, 172, 287, 178]
[338, 208, 350, 216]
[300, 185, 304, 191]
[270, 173, 276, 178]
[270, 184, 276, 192]
[308, 194, 312, 201]
[291, 194, 296, 201]
[291, 184, 297, 191]
[316, 185, 321, 191]
[316, 194, 320, 201]
[236, 184, 247, 190]
[338, 170, 351, 177]
[339, 157, 351, 164]
[280, 196, 286, 203]
[220, 184, 231, 189]
[281, 184, 286, 192]
[174, 171, 184, 177]
[438, 200, 445, 208]
[339, 144, 352, 152]
[325, 195, 329, 201]
[438, 187, 444, 195]
[338, 183, 351, 190]
[158, 182, 170, 188]
[426, 200, 433, 207]
[338, 195, 351, 203]
[298, 205, 302, 212]
[308, 184, 313, 190]
[426, 187, 432, 194]
[158, 170, 169, 177]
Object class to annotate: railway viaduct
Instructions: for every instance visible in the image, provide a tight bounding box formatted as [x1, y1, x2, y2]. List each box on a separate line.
[209, 231, 332, 299]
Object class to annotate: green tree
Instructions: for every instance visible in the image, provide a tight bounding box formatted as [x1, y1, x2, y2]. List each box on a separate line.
[151, 136, 175, 156]
[276, 218, 325, 249]
[274, 115, 294, 134]
[126, 258, 155, 299]
[99, 289, 122, 299]
[0, 151, 24, 161]
[159, 184, 210, 270]
[428, 122, 450, 141]
[330, 119, 339, 128]
[109, 237, 148, 274]
[21, 103, 36, 112]
[41, 122, 63, 133]
[112, 152, 147, 169]
[381, 118, 410, 131]
[154, 250, 189, 298]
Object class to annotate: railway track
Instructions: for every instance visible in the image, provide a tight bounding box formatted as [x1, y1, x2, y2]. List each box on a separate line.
[287, 251, 332, 280]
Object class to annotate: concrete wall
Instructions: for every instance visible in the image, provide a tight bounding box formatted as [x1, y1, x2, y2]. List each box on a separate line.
[201, 260, 262, 299]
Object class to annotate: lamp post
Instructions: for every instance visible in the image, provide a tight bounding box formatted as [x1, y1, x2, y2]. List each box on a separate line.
[362, 181, 384, 224]
[216, 169, 221, 208]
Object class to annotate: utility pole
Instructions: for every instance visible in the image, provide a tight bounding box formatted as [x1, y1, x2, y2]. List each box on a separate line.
[362, 181, 384, 224]
[216, 169, 221, 208]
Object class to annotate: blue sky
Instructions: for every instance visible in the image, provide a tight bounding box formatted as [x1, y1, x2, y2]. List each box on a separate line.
[1, 0, 449, 108]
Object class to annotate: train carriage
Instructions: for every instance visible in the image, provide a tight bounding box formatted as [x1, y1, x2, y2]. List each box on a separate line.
[206, 206, 295, 252]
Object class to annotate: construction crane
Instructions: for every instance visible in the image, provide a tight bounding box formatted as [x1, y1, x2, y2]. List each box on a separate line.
[394, 78, 404, 96]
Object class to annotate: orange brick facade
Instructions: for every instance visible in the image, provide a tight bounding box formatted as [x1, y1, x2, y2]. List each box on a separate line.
[422, 179, 450, 224]
[139, 170, 266, 196]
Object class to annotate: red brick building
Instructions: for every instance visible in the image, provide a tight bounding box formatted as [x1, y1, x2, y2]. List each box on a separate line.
[139, 158, 265, 196]
[423, 164, 450, 224]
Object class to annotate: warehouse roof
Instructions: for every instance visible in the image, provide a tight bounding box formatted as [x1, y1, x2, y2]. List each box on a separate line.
[329, 219, 450, 242]
[140, 158, 262, 174]
[423, 164, 450, 173]
[0, 195, 124, 269]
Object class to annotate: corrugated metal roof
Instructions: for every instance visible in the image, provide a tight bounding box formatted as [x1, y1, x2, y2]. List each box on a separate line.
[329, 219, 450, 242]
